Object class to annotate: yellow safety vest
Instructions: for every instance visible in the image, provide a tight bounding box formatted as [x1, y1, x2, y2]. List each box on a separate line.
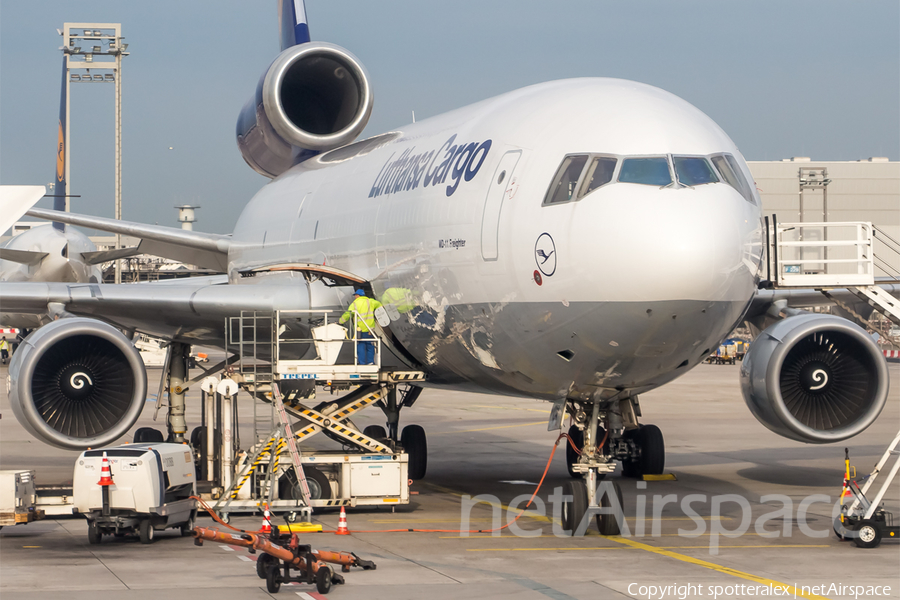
[340, 297, 383, 333]
[381, 287, 415, 313]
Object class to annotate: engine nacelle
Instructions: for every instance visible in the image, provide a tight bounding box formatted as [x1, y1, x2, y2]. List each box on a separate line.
[236, 42, 374, 178]
[740, 314, 889, 443]
[8, 318, 147, 450]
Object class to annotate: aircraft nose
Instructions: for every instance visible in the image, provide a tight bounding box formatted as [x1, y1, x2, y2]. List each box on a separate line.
[570, 184, 761, 302]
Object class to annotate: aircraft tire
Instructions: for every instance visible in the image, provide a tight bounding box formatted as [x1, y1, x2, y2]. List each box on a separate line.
[363, 425, 387, 439]
[401, 425, 427, 480]
[566, 425, 583, 478]
[562, 479, 588, 536]
[620, 428, 641, 478]
[638, 424, 665, 475]
[596, 481, 624, 536]
[134, 427, 164, 443]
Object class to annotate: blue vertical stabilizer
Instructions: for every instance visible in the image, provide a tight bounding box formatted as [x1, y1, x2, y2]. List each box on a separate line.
[279, 0, 310, 50]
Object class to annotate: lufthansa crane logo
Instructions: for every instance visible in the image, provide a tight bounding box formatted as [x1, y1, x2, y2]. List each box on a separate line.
[534, 233, 556, 277]
[56, 121, 65, 182]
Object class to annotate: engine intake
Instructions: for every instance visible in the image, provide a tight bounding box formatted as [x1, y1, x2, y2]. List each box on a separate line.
[740, 313, 889, 443]
[237, 42, 374, 178]
[8, 318, 147, 450]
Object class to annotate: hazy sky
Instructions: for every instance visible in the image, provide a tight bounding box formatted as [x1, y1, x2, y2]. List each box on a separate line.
[2, 1, 898, 234]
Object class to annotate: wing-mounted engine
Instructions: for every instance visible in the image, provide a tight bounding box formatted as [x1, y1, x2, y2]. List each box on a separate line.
[740, 313, 889, 443]
[9, 318, 147, 450]
[236, 42, 374, 178]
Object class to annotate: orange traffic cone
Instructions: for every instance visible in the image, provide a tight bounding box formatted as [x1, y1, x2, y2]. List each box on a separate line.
[335, 506, 350, 535]
[97, 452, 114, 486]
[260, 503, 273, 535]
[841, 478, 853, 501]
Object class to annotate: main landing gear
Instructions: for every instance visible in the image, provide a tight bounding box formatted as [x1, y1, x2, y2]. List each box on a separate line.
[373, 385, 428, 481]
[562, 396, 666, 536]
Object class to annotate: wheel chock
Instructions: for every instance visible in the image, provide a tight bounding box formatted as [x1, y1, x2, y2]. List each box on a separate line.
[642, 473, 677, 481]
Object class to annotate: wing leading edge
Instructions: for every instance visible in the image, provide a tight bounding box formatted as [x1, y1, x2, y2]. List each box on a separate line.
[0, 277, 306, 345]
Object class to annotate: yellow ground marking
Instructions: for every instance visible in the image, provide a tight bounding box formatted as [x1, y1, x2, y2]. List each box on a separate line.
[464, 544, 828, 552]
[472, 405, 552, 414]
[21, 546, 42, 548]
[643, 473, 677, 481]
[431, 421, 546, 435]
[371, 518, 498, 524]
[609, 537, 831, 599]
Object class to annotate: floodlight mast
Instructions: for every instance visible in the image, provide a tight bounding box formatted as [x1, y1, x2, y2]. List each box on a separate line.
[60, 23, 129, 284]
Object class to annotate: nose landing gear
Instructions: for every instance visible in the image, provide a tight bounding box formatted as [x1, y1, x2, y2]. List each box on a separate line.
[562, 396, 667, 535]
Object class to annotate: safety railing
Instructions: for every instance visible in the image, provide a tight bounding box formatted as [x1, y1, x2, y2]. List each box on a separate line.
[273, 309, 382, 379]
[767, 217, 875, 287]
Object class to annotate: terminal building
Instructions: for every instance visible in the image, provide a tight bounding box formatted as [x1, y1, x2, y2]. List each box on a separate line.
[747, 157, 899, 275]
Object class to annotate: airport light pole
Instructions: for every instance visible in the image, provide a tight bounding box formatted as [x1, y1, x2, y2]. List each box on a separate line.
[60, 23, 129, 283]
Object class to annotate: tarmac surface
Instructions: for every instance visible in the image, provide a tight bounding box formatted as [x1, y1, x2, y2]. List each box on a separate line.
[2, 361, 899, 599]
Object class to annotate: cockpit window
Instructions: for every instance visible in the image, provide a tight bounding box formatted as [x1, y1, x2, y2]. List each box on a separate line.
[618, 157, 672, 186]
[711, 154, 756, 204]
[544, 155, 588, 204]
[673, 156, 718, 186]
[579, 157, 617, 196]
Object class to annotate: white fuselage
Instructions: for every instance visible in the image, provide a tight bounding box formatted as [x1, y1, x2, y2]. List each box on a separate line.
[230, 79, 763, 400]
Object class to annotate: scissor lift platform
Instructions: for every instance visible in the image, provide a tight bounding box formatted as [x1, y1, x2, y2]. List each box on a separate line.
[214, 310, 424, 518]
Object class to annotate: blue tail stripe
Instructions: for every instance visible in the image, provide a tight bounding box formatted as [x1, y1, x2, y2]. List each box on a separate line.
[294, 22, 310, 45]
[280, 0, 310, 50]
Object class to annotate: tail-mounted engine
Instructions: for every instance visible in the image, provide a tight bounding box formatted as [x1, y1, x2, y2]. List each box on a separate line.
[236, 42, 374, 178]
[8, 318, 147, 450]
[740, 313, 889, 443]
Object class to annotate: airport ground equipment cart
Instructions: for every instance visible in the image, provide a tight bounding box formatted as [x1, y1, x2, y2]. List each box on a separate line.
[836, 430, 900, 548]
[0, 470, 44, 529]
[73, 443, 198, 544]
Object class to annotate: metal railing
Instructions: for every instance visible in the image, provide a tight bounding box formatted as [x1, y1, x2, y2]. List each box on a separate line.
[273, 309, 381, 371]
[768, 218, 875, 287]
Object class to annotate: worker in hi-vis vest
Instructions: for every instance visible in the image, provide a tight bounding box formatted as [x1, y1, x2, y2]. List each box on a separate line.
[340, 289, 383, 365]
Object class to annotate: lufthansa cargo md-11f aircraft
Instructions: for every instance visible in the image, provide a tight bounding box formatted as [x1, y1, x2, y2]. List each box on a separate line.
[3, 1, 890, 532]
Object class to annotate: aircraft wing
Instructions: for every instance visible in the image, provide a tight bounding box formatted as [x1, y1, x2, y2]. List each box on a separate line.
[746, 282, 900, 332]
[25, 208, 231, 271]
[0, 248, 48, 266]
[0, 278, 303, 344]
[0, 186, 46, 234]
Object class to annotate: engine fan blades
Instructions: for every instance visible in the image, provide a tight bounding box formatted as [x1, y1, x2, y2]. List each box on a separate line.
[30, 335, 135, 438]
[779, 331, 875, 431]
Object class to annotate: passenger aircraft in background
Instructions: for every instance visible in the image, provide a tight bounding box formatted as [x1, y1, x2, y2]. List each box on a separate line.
[1, 0, 892, 534]
[1, 57, 131, 327]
